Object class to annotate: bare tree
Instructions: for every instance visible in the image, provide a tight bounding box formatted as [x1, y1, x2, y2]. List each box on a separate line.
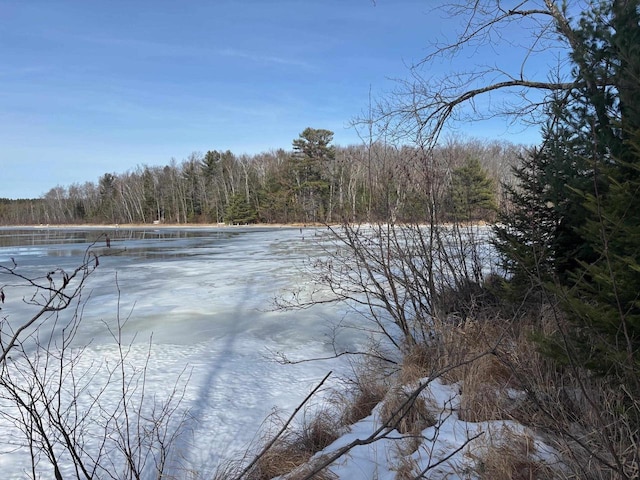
[362, 0, 588, 149]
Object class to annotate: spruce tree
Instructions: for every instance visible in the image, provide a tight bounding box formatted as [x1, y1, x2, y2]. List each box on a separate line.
[493, 145, 558, 290]
[224, 193, 257, 225]
[558, 0, 640, 384]
[496, 0, 640, 388]
[448, 157, 497, 222]
[493, 95, 594, 289]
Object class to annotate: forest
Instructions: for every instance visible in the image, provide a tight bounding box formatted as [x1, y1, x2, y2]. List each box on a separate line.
[0, 133, 519, 226]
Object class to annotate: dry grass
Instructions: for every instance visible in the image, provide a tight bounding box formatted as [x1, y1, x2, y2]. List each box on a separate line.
[282, 456, 338, 480]
[399, 342, 436, 385]
[392, 454, 420, 480]
[297, 408, 342, 454]
[420, 316, 511, 385]
[380, 386, 436, 435]
[457, 353, 514, 422]
[246, 447, 311, 480]
[340, 381, 388, 425]
[240, 405, 343, 480]
[450, 301, 640, 479]
[336, 366, 390, 426]
[471, 427, 554, 480]
[401, 313, 518, 423]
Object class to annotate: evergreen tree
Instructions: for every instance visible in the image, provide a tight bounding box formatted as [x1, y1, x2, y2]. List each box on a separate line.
[257, 154, 298, 223]
[495, 0, 640, 388]
[563, 149, 640, 382]
[224, 193, 257, 225]
[493, 145, 558, 289]
[97, 173, 118, 223]
[142, 167, 158, 223]
[291, 128, 335, 222]
[559, 0, 640, 383]
[448, 157, 497, 222]
[494, 96, 596, 290]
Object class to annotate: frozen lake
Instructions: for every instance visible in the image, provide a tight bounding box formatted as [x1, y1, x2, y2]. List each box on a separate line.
[0, 226, 364, 478]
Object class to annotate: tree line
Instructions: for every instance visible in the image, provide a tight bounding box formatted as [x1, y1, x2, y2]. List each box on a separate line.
[0, 131, 521, 226]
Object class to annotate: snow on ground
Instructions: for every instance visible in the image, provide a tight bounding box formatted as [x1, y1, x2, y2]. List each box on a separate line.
[299, 378, 559, 479]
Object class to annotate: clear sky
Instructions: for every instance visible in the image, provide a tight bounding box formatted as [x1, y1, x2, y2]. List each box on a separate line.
[1, 0, 546, 199]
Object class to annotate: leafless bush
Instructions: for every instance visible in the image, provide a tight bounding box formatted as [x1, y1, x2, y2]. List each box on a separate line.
[280, 222, 495, 357]
[0, 248, 189, 479]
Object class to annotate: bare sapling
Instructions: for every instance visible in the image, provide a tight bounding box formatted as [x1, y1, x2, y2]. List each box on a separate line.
[0, 242, 190, 479]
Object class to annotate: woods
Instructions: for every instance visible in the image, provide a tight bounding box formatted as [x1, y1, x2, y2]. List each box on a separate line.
[0, 135, 514, 227]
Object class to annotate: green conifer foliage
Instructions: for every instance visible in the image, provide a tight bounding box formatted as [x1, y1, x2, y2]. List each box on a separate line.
[224, 193, 257, 225]
[495, 0, 640, 390]
[493, 146, 558, 290]
[448, 158, 497, 222]
[291, 128, 335, 223]
[561, 132, 640, 386]
[558, 1, 640, 384]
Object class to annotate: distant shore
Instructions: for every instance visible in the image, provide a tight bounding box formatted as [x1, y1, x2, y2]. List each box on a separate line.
[0, 222, 322, 230]
[0, 222, 489, 230]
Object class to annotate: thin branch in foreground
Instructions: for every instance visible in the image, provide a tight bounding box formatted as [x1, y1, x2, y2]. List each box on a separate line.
[237, 371, 333, 480]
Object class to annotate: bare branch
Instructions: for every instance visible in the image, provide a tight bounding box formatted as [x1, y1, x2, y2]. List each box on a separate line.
[237, 371, 333, 479]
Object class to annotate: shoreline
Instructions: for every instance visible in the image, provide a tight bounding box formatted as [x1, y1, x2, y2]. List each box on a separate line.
[0, 222, 319, 230]
[0, 221, 491, 230]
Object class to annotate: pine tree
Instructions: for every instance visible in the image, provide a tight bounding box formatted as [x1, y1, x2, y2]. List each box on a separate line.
[291, 128, 335, 223]
[448, 158, 497, 222]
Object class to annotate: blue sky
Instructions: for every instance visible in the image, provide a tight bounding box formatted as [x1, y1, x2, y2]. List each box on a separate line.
[1, 0, 548, 199]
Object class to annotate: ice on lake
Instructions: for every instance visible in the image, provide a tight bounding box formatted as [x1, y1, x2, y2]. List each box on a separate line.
[0, 226, 364, 477]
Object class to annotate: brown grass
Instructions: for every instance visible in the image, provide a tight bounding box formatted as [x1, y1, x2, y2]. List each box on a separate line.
[335, 366, 390, 426]
[283, 457, 338, 480]
[340, 381, 388, 425]
[417, 316, 508, 386]
[457, 353, 514, 422]
[246, 447, 311, 480]
[472, 427, 554, 480]
[297, 408, 342, 454]
[392, 454, 420, 480]
[399, 342, 436, 385]
[380, 387, 436, 435]
[241, 405, 342, 480]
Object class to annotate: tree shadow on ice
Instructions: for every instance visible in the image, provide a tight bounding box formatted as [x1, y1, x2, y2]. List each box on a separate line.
[172, 277, 268, 474]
